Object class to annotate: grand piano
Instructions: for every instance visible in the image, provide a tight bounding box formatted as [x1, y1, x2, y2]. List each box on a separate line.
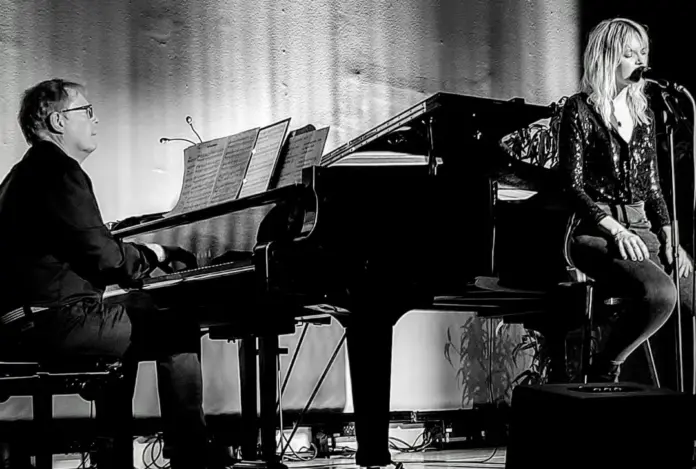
[107, 92, 554, 468]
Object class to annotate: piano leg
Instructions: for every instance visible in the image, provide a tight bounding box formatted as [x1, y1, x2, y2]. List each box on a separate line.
[238, 337, 259, 460]
[344, 319, 395, 468]
[235, 334, 288, 469]
[258, 335, 282, 465]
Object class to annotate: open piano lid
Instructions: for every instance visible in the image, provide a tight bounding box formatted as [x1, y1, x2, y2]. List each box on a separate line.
[321, 92, 554, 167]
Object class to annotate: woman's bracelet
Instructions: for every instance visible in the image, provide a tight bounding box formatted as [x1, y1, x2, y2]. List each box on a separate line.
[610, 227, 629, 238]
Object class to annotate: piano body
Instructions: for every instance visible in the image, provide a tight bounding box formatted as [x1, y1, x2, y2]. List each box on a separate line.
[108, 92, 554, 467]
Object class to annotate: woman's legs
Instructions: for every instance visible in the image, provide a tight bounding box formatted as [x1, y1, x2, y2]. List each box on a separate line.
[571, 230, 677, 380]
[646, 238, 695, 391]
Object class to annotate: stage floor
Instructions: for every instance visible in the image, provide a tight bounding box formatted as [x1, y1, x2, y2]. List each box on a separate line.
[51, 445, 696, 469]
[53, 447, 507, 469]
[289, 448, 506, 469]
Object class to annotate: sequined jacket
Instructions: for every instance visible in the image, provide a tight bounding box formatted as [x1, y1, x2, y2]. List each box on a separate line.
[558, 92, 671, 228]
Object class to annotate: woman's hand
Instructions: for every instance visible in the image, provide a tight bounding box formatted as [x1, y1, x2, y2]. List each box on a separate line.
[663, 243, 693, 278]
[659, 225, 693, 278]
[599, 216, 649, 262]
[613, 229, 650, 262]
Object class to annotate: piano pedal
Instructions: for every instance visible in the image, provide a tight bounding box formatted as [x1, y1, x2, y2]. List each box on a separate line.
[233, 460, 288, 469]
[295, 315, 332, 327]
[365, 463, 405, 469]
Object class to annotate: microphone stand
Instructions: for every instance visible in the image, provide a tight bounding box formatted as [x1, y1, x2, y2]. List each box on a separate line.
[663, 105, 685, 393]
[655, 79, 696, 395]
[681, 86, 696, 396]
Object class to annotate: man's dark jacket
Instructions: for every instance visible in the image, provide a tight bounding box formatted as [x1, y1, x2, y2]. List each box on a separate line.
[0, 141, 157, 313]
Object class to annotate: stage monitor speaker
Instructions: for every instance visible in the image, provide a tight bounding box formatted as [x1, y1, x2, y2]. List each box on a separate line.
[506, 382, 695, 469]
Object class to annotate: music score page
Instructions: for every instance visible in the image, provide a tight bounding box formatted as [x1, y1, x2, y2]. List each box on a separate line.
[167, 128, 259, 216]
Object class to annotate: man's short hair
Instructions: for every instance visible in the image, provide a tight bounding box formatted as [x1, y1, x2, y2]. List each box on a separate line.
[18, 79, 85, 145]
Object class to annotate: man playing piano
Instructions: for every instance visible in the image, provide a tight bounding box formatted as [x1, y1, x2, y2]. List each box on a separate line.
[0, 79, 209, 468]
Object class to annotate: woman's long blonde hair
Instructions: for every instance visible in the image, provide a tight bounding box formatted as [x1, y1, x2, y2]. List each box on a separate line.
[581, 18, 651, 127]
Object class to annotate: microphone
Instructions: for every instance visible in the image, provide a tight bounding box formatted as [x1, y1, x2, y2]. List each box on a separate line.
[186, 116, 203, 143]
[159, 137, 197, 145]
[629, 67, 691, 126]
[630, 66, 684, 92]
[159, 116, 206, 146]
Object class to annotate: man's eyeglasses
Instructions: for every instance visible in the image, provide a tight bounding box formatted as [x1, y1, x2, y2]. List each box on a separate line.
[61, 104, 94, 119]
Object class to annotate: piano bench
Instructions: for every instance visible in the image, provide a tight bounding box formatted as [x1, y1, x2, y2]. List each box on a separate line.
[207, 312, 334, 341]
[0, 357, 131, 469]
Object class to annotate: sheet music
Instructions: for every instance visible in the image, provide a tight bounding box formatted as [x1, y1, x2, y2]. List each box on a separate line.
[209, 128, 260, 204]
[167, 128, 259, 217]
[168, 137, 229, 215]
[168, 147, 200, 215]
[237, 118, 290, 199]
[275, 127, 329, 187]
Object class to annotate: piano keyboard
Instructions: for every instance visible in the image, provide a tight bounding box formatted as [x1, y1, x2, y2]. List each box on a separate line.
[103, 259, 254, 299]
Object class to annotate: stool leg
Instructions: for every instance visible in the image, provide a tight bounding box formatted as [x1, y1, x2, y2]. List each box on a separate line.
[545, 333, 569, 383]
[644, 339, 661, 388]
[580, 283, 594, 383]
[33, 391, 52, 469]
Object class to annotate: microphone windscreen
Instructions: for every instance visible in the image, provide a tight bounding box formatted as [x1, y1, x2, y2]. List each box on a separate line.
[629, 66, 649, 83]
